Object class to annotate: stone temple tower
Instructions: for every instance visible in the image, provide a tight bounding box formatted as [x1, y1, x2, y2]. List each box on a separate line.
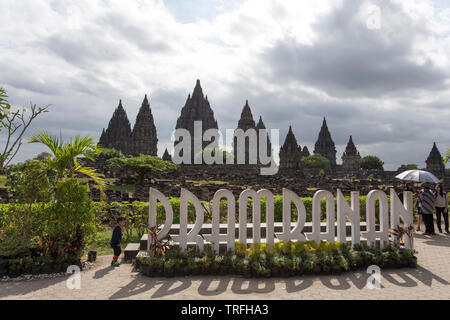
[314, 117, 337, 167]
[256, 116, 272, 165]
[162, 148, 172, 162]
[174, 80, 218, 165]
[426, 142, 445, 179]
[301, 146, 310, 158]
[233, 100, 257, 165]
[99, 100, 132, 154]
[279, 126, 302, 170]
[131, 94, 158, 156]
[341, 135, 361, 173]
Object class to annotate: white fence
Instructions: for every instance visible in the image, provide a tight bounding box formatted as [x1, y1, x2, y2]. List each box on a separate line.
[149, 188, 414, 252]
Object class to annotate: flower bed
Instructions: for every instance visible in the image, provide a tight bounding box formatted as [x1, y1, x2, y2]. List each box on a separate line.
[0, 256, 82, 278]
[137, 241, 417, 278]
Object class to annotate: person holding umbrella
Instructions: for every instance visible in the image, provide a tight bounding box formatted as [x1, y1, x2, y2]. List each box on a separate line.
[434, 184, 449, 234]
[395, 169, 440, 233]
[418, 183, 436, 235]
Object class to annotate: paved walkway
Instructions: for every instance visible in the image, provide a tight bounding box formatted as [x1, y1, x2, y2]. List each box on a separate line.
[1, 232, 449, 300]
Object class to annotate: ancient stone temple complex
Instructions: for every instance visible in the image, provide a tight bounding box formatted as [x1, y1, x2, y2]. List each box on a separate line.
[99, 96, 158, 156]
[98, 79, 447, 183]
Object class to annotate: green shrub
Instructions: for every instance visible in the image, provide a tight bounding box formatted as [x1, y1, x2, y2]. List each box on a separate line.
[0, 232, 31, 258]
[137, 241, 416, 278]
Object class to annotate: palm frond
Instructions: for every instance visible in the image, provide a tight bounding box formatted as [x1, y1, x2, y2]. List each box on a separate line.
[73, 159, 105, 185]
[28, 131, 61, 156]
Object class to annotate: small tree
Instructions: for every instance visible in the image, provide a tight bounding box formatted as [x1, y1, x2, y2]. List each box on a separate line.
[28, 131, 104, 185]
[0, 87, 49, 170]
[107, 155, 178, 184]
[444, 148, 449, 165]
[301, 154, 331, 169]
[194, 147, 233, 164]
[361, 155, 384, 170]
[34, 152, 52, 161]
[98, 148, 125, 161]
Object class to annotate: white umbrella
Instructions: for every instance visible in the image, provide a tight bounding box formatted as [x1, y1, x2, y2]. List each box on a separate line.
[395, 170, 440, 184]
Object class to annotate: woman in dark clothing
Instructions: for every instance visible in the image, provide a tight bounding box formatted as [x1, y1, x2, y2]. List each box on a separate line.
[434, 184, 449, 234]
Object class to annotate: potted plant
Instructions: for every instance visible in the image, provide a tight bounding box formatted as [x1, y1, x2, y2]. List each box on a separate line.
[87, 240, 98, 262]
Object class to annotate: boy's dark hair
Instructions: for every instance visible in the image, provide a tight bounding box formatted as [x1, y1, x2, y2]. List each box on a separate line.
[117, 216, 127, 223]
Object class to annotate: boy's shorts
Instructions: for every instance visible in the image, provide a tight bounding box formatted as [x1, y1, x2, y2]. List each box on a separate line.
[112, 245, 121, 257]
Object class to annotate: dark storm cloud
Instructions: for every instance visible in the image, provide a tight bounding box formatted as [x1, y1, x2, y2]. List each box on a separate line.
[101, 13, 173, 53]
[264, 0, 449, 98]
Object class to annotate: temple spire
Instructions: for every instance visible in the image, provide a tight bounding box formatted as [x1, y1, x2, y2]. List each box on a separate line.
[99, 99, 132, 154]
[131, 95, 158, 156]
[425, 142, 445, 178]
[342, 135, 361, 172]
[314, 117, 337, 166]
[162, 148, 172, 162]
[237, 100, 255, 130]
[279, 125, 302, 169]
[175, 79, 218, 164]
[192, 79, 204, 99]
[256, 116, 266, 130]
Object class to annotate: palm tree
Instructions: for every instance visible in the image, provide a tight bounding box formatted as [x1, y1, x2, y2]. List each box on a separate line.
[28, 131, 104, 185]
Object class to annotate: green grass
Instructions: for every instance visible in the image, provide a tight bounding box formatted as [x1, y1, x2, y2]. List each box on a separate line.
[108, 184, 135, 193]
[85, 229, 142, 257]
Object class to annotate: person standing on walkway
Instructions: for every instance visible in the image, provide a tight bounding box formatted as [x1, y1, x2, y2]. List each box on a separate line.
[418, 183, 436, 235]
[110, 216, 126, 267]
[434, 184, 449, 234]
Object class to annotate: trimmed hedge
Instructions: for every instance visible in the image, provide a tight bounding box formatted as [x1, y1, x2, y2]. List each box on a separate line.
[0, 256, 82, 278]
[137, 241, 417, 278]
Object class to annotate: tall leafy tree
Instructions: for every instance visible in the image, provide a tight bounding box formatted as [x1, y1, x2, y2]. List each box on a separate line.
[360, 155, 384, 170]
[28, 131, 104, 185]
[301, 154, 331, 169]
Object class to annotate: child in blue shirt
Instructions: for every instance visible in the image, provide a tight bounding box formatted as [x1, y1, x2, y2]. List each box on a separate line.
[110, 216, 126, 267]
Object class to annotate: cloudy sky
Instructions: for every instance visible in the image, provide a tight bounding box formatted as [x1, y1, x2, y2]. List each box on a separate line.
[1, 0, 449, 170]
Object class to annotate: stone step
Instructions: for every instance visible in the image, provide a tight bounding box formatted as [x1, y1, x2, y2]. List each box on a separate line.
[124, 243, 141, 262]
[140, 222, 368, 251]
